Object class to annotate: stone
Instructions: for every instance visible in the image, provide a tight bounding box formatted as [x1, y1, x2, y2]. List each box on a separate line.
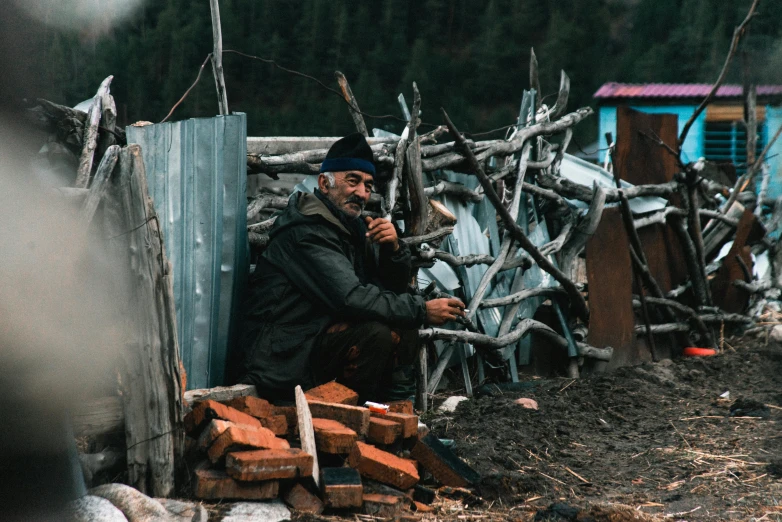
[88, 483, 171, 521]
[155, 498, 209, 522]
[437, 396, 469, 413]
[514, 398, 539, 410]
[66, 495, 128, 522]
[220, 501, 291, 522]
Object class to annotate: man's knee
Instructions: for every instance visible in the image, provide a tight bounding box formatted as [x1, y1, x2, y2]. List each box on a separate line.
[359, 321, 395, 352]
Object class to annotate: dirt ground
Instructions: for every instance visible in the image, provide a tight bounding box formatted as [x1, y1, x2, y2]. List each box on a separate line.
[295, 334, 782, 522]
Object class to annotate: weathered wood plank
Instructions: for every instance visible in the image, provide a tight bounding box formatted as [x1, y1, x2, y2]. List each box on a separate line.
[72, 396, 124, 438]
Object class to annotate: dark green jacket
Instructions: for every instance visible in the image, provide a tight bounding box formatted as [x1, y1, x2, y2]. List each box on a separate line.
[241, 192, 426, 400]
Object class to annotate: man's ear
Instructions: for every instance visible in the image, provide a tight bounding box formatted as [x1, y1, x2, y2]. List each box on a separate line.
[317, 173, 329, 194]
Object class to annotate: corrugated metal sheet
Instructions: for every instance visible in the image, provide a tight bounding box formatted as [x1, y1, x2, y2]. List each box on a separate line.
[127, 114, 248, 389]
[595, 82, 782, 99]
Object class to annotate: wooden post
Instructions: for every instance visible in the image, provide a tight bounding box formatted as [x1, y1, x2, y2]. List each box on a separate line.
[104, 145, 183, 497]
[209, 0, 229, 115]
[74, 76, 113, 188]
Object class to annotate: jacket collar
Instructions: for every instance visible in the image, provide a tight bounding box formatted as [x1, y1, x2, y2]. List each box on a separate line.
[297, 192, 351, 236]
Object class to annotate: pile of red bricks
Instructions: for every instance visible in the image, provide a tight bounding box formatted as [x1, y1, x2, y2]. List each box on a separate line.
[184, 381, 479, 518]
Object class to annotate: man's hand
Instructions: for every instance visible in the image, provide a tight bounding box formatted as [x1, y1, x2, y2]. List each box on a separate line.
[365, 216, 399, 251]
[425, 297, 466, 326]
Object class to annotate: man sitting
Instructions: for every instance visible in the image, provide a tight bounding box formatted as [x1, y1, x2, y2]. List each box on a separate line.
[240, 133, 465, 403]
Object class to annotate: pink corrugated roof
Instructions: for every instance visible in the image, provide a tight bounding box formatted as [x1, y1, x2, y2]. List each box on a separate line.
[594, 82, 782, 99]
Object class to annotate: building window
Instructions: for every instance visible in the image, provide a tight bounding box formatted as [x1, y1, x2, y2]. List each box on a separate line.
[704, 120, 766, 174]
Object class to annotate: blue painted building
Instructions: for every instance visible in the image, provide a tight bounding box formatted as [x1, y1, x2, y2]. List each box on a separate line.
[594, 83, 782, 198]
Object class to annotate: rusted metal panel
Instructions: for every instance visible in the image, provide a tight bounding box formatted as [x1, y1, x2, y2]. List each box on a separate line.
[711, 209, 764, 313]
[586, 207, 642, 369]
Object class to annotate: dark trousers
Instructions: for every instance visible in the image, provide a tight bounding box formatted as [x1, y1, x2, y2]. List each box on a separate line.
[311, 321, 418, 404]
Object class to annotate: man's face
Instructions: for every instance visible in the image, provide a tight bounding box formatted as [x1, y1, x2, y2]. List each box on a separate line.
[319, 170, 374, 219]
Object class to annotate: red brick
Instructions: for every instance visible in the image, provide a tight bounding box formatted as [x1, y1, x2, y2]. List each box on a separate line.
[224, 396, 273, 419]
[308, 400, 370, 436]
[193, 465, 279, 500]
[414, 501, 434, 513]
[348, 441, 419, 489]
[409, 433, 480, 488]
[272, 405, 298, 432]
[363, 493, 403, 518]
[226, 448, 313, 481]
[260, 414, 288, 436]
[371, 411, 418, 438]
[207, 425, 290, 463]
[197, 419, 237, 451]
[305, 381, 359, 406]
[321, 467, 363, 509]
[388, 400, 414, 415]
[367, 417, 401, 445]
[284, 483, 324, 514]
[311, 418, 357, 454]
[184, 399, 262, 434]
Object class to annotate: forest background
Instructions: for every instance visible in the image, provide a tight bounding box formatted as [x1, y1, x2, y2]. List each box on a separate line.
[26, 0, 782, 146]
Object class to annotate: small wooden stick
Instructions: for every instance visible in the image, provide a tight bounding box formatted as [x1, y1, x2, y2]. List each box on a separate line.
[335, 71, 369, 137]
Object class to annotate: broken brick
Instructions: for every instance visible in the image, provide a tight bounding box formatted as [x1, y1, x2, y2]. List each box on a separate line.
[363, 493, 403, 518]
[193, 464, 279, 500]
[226, 448, 313, 481]
[284, 483, 324, 514]
[305, 381, 359, 406]
[348, 441, 419, 490]
[367, 416, 401, 445]
[272, 405, 298, 432]
[207, 425, 290, 464]
[409, 433, 480, 488]
[308, 400, 370, 436]
[224, 396, 273, 419]
[413, 501, 434, 513]
[312, 418, 357, 454]
[197, 419, 237, 451]
[184, 399, 262, 435]
[388, 400, 414, 415]
[260, 415, 288, 436]
[371, 411, 418, 438]
[321, 467, 363, 509]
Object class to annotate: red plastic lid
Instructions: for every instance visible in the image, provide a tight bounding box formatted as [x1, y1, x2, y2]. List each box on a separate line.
[683, 347, 717, 357]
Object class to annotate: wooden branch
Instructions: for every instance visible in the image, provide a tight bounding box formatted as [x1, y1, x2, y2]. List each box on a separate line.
[536, 171, 678, 203]
[335, 71, 369, 137]
[539, 220, 574, 256]
[442, 108, 589, 322]
[209, 0, 229, 115]
[427, 343, 456, 395]
[480, 286, 567, 309]
[678, 0, 760, 147]
[560, 182, 606, 272]
[633, 206, 740, 230]
[247, 194, 289, 221]
[635, 313, 753, 335]
[671, 216, 711, 306]
[733, 279, 772, 293]
[79, 145, 120, 227]
[746, 84, 757, 166]
[550, 70, 571, 120]
[96, 92, 118, 164]
[385, 133, 409, 220]
[247, 216, 277, 232]
[419, 318, 612, 361]
[74, 76, 113, 188]
[424, 180, 483, 202]
[400, 226, 454, 245]
[248, 232, 270, 248]
[520, 181, 569, 209]
[632, 296, 714, 347]
[530, 48, 541, 111]
[404, 83, 428, 235]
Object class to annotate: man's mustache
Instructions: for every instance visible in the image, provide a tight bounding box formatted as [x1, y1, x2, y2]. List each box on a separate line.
[344, 196, 365, 209]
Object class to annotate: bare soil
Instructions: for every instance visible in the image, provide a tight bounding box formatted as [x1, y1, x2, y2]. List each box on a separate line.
[415, 335, 782, 521]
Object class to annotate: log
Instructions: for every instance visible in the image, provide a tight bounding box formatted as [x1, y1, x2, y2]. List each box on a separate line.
[479, 287, 568, 309]
[79, 145, 120, 228]
[335, 71, 369, 137]
[403, 83, 428, 235]
[424, 180, 482, 203]
[209, 0, 229, 115]
[75, 76, 113, 188]
[400, 226, 454, 246]
[96, 92, 118, 165]
[71, 396, 124, 438]
[104, 145, 183, 497]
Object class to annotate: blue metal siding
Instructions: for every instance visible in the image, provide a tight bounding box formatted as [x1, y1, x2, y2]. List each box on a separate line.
[127, 114, 248, 389]
[766, 107, 782, 200]
[597, 105, 704, 163]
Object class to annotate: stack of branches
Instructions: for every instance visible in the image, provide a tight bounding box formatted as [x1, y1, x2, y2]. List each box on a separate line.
[246, 46, 780, 378]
